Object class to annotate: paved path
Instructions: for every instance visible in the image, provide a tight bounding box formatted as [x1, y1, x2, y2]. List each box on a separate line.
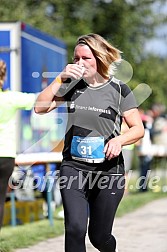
[15, 198, 167, 252]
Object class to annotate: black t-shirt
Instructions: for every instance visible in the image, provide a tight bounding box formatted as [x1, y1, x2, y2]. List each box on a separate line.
[57, 76, 137, 174]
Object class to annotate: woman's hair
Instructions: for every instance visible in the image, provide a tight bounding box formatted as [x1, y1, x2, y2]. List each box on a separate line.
[0, 60, 6, 89]
[76, 33, 122, 79]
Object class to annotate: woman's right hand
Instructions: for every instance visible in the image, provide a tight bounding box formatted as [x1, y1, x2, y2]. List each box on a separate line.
[34, 64, 84, 114]
[60, 64, 84, 82]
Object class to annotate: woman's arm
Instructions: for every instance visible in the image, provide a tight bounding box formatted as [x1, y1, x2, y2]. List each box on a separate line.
[104, 108, 144, 160]
[119, 108, 144, 146]
[34, 64, 84, 114]
[34, 75, 63, 114]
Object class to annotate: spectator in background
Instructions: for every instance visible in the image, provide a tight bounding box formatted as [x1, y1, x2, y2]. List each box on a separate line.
[0, 59, 36, 230]
[138, 110, 153, 192]
[151, 103, 167, 146]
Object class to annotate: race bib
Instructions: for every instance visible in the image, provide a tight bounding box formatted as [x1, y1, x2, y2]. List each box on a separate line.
[71, 136, 105, 163]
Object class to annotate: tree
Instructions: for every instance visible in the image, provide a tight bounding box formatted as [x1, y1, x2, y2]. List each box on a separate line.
[133, 56, 167, 109]
[0, 0, 166, 61]
[0, 0, 166, 107]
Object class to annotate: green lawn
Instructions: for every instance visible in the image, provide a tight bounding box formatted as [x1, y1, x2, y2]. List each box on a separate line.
[116, 190, 166, 217]
[0, 190, 166, 252]
[0, 206, 64, 252]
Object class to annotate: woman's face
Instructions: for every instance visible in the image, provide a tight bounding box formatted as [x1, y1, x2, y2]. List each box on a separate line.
[73, 44, 97, 79]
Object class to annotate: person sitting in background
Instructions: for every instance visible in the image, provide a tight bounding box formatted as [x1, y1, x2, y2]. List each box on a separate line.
[0, 59, 36, 230]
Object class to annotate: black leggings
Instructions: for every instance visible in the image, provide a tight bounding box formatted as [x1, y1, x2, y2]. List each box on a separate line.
[60, 165, 125, 252]
[0, 157, 14, 229]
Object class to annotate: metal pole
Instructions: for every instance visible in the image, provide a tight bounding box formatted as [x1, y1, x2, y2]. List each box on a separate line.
[10, 191, 17, 227]
[0, 47, 19, 53]
[46, 164, 54, 226]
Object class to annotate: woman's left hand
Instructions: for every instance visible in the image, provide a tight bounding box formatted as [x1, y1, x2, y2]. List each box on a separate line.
[104, 138, 122, 160]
